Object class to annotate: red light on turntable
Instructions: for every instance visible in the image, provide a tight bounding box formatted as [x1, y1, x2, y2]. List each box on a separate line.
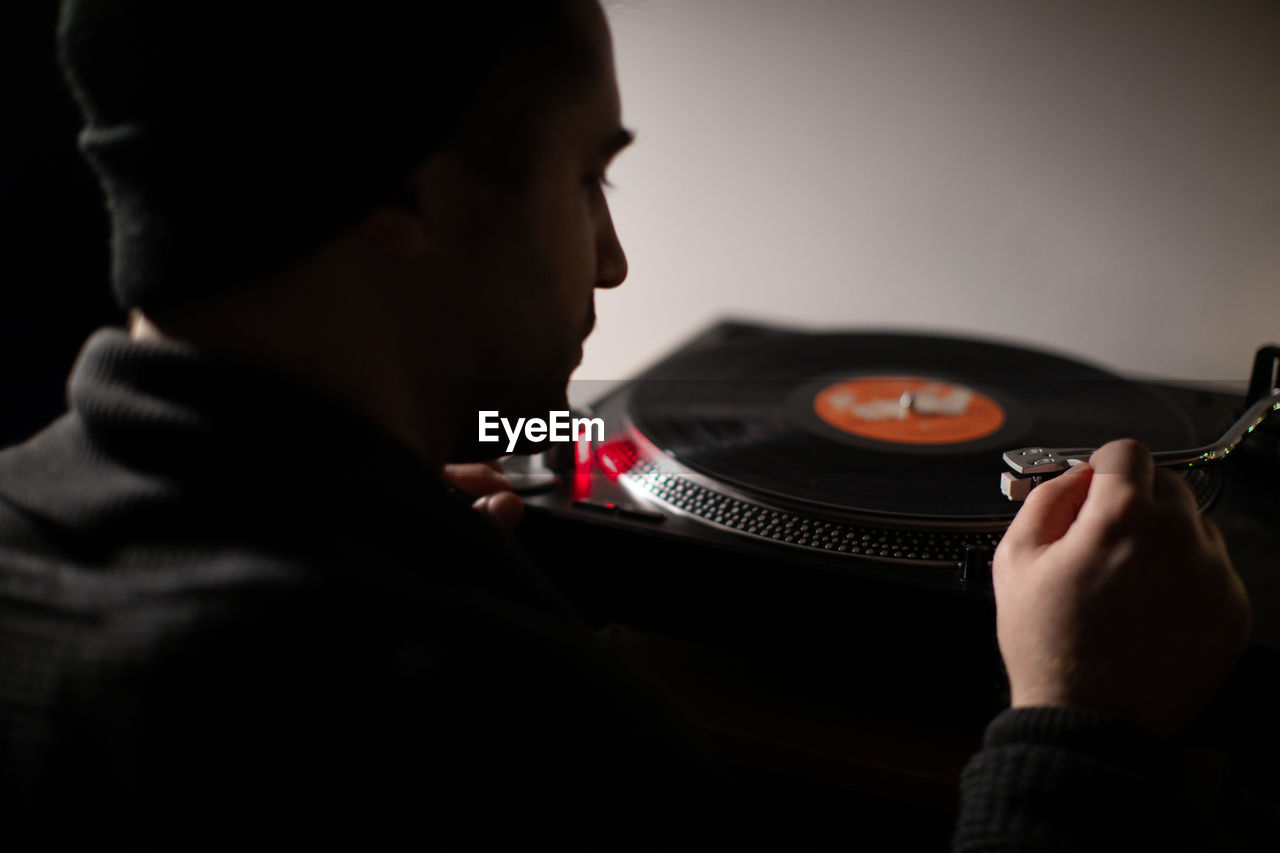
[574, 434, 594, 468]
[571, 436, 636, 497]
[596, 439, 637, 481]
[572, 433, 595, 499]
[572, 470, 592, 500]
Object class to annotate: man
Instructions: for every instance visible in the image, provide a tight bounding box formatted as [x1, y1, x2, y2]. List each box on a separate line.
[0, 0, 1252, 849]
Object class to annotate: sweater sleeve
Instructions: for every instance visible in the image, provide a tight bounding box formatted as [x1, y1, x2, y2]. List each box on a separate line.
[951, 706, 1195, 852]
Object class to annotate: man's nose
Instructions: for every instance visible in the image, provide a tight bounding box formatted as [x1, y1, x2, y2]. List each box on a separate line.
[595, 208, 627, 289]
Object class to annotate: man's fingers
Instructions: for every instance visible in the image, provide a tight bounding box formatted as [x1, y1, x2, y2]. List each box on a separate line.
[1076, 439, 1156, 529]
[1152, 468, 1198, 518]
[445, 463, 513, 497]
[1085, 438, 1155, 500]
[997, 461, 1094, 566]
[1201, 515, 1227, 551]
[474, 491, 524, 534]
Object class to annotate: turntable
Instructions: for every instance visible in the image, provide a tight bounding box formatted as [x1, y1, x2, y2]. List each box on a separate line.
[512, 319, 1280, 838]
[515, 320, 1279, 686]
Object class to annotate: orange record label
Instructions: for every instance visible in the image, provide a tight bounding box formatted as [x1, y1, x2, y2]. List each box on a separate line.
[813, 376, 1004, 445]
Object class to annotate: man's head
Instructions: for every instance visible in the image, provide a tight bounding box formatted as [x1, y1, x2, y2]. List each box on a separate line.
[59, 0, 631, 461]
[388, 0, 631, 451]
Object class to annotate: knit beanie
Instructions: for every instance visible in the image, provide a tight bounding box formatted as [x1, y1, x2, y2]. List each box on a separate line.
[57, 0, 577, 311]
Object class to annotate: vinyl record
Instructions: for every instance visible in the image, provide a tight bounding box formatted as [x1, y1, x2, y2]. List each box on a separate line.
[628, 332, 1197, 520]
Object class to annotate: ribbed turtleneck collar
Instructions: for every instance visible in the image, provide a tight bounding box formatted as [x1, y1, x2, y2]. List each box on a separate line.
[0, 329, 458, 548]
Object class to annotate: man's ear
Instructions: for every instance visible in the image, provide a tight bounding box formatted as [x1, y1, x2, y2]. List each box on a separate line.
[363, 154, 460, 261]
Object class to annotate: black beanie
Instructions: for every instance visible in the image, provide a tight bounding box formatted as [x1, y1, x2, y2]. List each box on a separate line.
[58, 0, 575, 311]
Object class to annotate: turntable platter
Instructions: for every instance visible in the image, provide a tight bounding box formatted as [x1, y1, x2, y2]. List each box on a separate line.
[628, 332, 1198, 519]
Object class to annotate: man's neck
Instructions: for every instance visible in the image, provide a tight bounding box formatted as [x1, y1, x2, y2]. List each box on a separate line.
[128, 266, 456, 472]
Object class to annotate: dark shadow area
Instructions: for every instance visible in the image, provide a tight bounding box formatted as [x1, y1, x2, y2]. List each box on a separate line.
[1, 1, 121, 448]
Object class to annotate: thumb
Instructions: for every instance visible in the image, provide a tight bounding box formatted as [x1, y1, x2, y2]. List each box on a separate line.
[997, 462, 1094, 567]
[1080, 438, 1155, 519]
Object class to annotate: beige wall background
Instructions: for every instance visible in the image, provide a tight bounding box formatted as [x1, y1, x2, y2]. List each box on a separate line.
[575, 0, 1280, 396]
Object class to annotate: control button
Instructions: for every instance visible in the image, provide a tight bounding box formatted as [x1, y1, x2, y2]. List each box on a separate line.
[618, 507, 666, 524]
[572, 499, 618, 515]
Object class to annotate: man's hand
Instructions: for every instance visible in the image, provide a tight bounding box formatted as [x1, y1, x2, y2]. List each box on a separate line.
[443, 460, 524, 535]
[994, 438, 1251, 735]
